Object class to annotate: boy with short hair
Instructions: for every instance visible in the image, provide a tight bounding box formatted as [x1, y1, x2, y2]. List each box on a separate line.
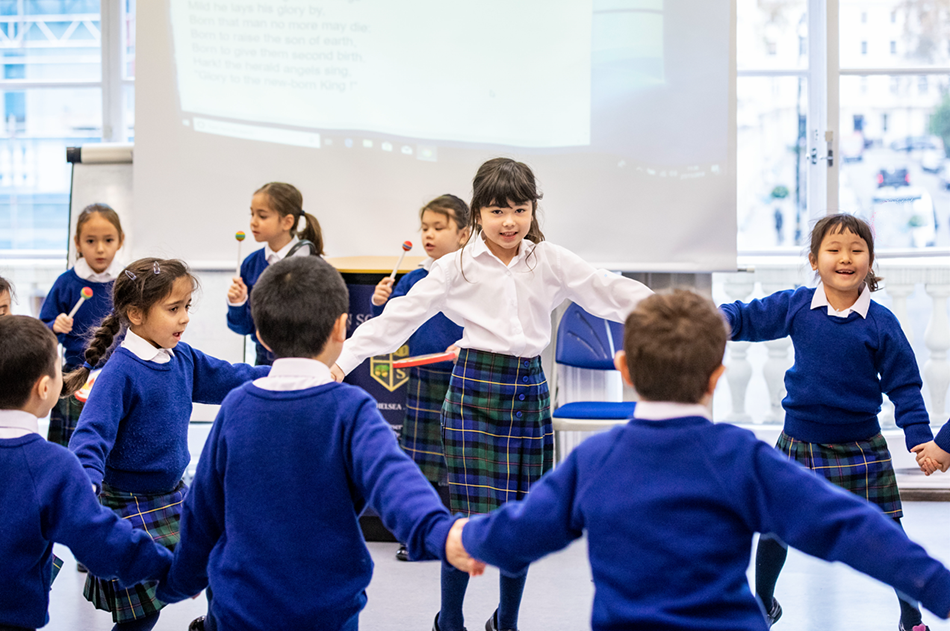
[0, 316, 172, 630]
[157, 256, 473, 630]
[0, 275, 14, 316]
[451, 290, 950, 631]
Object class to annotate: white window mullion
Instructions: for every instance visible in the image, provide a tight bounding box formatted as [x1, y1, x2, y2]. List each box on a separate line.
[100, 0, 124, 142]
[806, 0, 829, 219]
[826, 0, 839, 215]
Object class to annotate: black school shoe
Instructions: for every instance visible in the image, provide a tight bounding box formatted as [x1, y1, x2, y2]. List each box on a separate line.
[188, 615, 205, 631]
[433, 612, 467, 631]
[395, 544, 410, 562]
[485, 609, 517, 631]
[765, 598, 782, 628]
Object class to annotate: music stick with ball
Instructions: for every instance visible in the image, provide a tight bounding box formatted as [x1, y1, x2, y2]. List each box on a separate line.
[67, 286, 94, 318]
[390, 241, 413, 280]
[235, 231, 246, 277]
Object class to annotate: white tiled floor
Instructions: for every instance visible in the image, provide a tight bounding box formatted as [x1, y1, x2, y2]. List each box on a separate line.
[42, 501, 950, 631]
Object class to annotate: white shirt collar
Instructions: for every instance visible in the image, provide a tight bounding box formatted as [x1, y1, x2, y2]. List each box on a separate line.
[811, 281, 871, 319]
[469, 232, 528, 267]
[253, 357, 332, 391]
[74, 257, 122, 283]
[421, 257, 435, 271]
[264, 236, 300, 265]
[0, 409, 40, 439]
[121, 329, 175, 364]
[633, 401, 711, 422]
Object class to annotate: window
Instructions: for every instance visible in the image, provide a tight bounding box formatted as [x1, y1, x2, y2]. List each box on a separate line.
[861, 41, 867, 55]
[890, 40, 897, 54]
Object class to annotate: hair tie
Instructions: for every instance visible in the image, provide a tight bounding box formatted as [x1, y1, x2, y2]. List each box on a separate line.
[82, 361, 95, 371]
[124, 269, 137, 281]
[153, 261, 161, 275]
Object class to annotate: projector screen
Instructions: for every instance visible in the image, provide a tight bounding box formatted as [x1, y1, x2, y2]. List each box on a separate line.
[134, 0, 736, 272]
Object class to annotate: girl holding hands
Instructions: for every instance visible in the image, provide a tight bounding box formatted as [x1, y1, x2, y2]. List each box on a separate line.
[333, 158, 652, 631]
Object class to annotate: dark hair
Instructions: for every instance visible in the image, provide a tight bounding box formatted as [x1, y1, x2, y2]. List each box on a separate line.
[808, 213, 881, 292]
[255, 182, 325, 255]
[61, 258, 197, 397]
[420, 194, 471, 230]
[0, 275, 14, 304]
[0, 316, 59, 409]
[74, 203, 124, 259]
[251, 256, 349, 359]
[623, 290, 729, 404]
[468, 158, 545, 244]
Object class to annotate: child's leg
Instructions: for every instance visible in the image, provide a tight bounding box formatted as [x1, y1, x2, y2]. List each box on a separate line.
[754, 534, 788, 608]
[113, 612, 160, 631]
[892, 518, 925, 629]
[497, 569, 529, 630]
[438, 561, 470, 631]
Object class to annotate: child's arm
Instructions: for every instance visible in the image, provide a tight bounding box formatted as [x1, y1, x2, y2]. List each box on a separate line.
[156, 408, 227, 602]
[912, 441, 950, 474]
[745, 441, 950, 617]
[345, 394, 456, 561]
[718, 289, 798, 342]
[69, 367, 131, 491]
[188, 345, 271, 405]
[876, 317, 934, 451]
[226, 260, 254, 335]
[555, 245, 653, 323]
[370, 277, 395, 314]
[44, 449, 172, 586]
[459, 448, 585, 577]
[38, 279, 72, 337]
[336, 265, 448, 375]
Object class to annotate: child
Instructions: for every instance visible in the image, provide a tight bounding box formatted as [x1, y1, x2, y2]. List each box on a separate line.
[719, 213, 934, 630]
[0, 316, 172, 630]
[0, 274, 13, 315]
[332, 158, 653, 631]
[227, 182, 324, 366]
[157, 256, 476, 629]
[371, 194, 470, 561]
[63, 257, 270, 631]
[39, 203, 124, 447]
[448, 290, 950, 631]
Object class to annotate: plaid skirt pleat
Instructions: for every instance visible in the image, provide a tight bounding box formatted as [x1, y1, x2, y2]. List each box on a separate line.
[441, 349, 553, 516]
[775, 431, 902, 518]
[84, 481, 186, 623]
[47, 395, 84, 448]
[401, 365, 453, 485]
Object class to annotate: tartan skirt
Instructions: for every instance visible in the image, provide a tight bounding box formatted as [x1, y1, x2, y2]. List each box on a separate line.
[84, 481, 186, 623]
[47, 395, 84, 448]
[401, 365, 453, 485]
[441, 348, 553, 516]
[775, 431, 902, 518]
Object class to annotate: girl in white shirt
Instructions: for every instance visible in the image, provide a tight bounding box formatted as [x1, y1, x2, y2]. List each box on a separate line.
[332, 158, 652, 631]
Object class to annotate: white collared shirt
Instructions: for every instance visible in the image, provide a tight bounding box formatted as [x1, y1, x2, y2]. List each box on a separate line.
[337, 235, 653, 374]
[254, 357, 333, 391]
[74, 257, 122, 283]
[264, 235, 301, 266]
[811, 281, 871, 319]
[121, 329, 175, 364]
[633, 401, 711, 422]
[0, 409, 40, 439]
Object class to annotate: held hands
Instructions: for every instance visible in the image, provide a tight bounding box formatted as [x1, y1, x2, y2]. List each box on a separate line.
[53, 313, 74, 334]
[446, 518, 486, 577]
[911, 441, 950, 475]
[227, 276, 248, 305]
[371, 277, 394, 307]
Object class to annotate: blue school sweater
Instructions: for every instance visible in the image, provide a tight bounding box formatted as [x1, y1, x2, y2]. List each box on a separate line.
[462, 416, 950, 631]
[38, 269, 114, 370]
[938, 422, 950, 452]
[371, 267, 463, 365]
[0, 434, 172, 629]
[720, 286, 933, 450]
[156, 382, 457, 630]
[226, 249, 273, 365]
[69, 343, 269, 493]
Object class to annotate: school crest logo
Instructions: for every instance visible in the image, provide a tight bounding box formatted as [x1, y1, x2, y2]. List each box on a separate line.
[370, 345, 410, 392]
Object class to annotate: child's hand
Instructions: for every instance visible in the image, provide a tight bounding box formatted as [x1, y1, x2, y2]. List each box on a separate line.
[227, 277, 248, 304]
[446, 518, 486, 577]
[371, 277, 394, 306]
[912, 441, 950, 474]
[330, 364, 345, 382]
[53, 313, 74, 334]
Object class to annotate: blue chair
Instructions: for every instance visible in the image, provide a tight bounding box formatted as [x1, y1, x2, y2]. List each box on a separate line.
[552, 303, 636, 458]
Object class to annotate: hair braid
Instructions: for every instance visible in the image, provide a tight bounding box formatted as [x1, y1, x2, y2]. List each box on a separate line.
[61, 314, 122, 397]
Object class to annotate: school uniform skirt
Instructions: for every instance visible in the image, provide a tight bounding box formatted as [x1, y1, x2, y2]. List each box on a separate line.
[775, 431, 902, 518]
[441, 348, 554, 516]
[401, 364, 453, 486]
[84, 481, 186, 623]
[47, 392, 83, 447]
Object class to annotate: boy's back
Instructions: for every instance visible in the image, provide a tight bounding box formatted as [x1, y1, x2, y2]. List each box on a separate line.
[0, 430, 171, 628]
[461, 412, 950, 630]
[158, 378, 455, 629]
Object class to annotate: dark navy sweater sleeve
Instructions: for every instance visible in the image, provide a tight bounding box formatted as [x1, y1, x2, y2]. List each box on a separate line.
[38, 270, 114, 369]
[719, 288, 800, 342]
[187, 345, 270, 404]
[936, 421, 950, 453]
[227, 250, 266, 337]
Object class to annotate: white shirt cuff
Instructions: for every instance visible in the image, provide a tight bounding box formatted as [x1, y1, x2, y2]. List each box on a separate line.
[337, 349, 361, 375]
[227, 296, 247, 307]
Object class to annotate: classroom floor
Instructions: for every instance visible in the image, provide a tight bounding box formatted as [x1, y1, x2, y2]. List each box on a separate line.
[44, 501, 950, 631]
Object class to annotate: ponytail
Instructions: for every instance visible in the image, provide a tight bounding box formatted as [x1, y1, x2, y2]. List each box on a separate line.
[297, 211, 325, 256]
[61, 313, 122, 397]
